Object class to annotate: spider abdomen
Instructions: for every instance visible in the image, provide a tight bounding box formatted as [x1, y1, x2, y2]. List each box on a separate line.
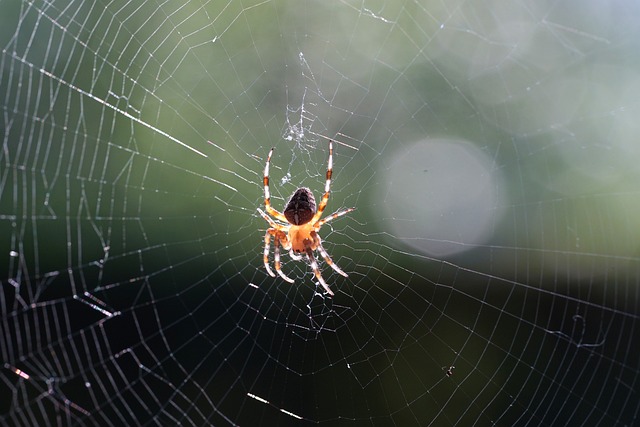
[284, 187, 316, 225]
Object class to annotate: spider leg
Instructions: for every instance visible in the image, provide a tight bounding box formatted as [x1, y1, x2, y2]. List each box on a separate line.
[263, 231, 276, 278]
[315, 207, 355, 228]
[305, 247, 334, 296]
[289, 249, 303, 261]
[263, 147, 288, 222]
[260, 209, 293, 281]
[311, 140, 335, 223]
[312, 231, 348, 277]
[274, 236, 295, 283]
[257, 207, 279, 228]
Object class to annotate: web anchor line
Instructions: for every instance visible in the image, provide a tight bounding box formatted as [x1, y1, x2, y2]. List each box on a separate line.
[7, 50, 207, 158]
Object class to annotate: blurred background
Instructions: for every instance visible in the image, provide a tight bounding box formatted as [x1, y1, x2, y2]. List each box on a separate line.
[1, 0, 639, 425]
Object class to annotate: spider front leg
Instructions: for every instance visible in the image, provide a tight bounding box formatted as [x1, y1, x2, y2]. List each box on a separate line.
[272, 232, 295, 284]
[263, 231, 276, 278]
[289, 249, 303, 261]
[258, 208, 295, 283]
[311, 230, 348, 278]
[305, 247, 334, 296]
[305, 239, 334, 296]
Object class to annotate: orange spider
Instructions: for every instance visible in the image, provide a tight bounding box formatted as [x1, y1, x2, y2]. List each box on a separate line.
[257, 140, 354, 296]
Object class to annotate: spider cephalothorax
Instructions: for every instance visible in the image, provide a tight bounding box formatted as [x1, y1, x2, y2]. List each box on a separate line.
[257, 140, 354, 296]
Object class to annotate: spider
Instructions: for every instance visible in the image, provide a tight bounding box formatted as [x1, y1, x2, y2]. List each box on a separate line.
[444, 366, 455, 377]
[257, 140, 354, 296]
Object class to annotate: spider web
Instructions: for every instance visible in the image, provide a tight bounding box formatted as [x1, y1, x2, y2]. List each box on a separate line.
[1, 0, 639, 426]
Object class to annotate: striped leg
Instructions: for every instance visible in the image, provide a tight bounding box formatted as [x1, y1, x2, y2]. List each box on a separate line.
[311, 140, 334, 223]
[274, 235, 294, 283]
[306, 248, 334, 296]
[257, 208, 279, 228]
[315, 207, 355, 228]
[289, 249, 303, 261]
[263, 148, 288, 222]
[312, 231, 348, 277]
[263, 232, 276, 277]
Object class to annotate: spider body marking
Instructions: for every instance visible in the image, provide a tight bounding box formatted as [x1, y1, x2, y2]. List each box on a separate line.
[257, 140, 354, 296]
[284, 187, 316, 226]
